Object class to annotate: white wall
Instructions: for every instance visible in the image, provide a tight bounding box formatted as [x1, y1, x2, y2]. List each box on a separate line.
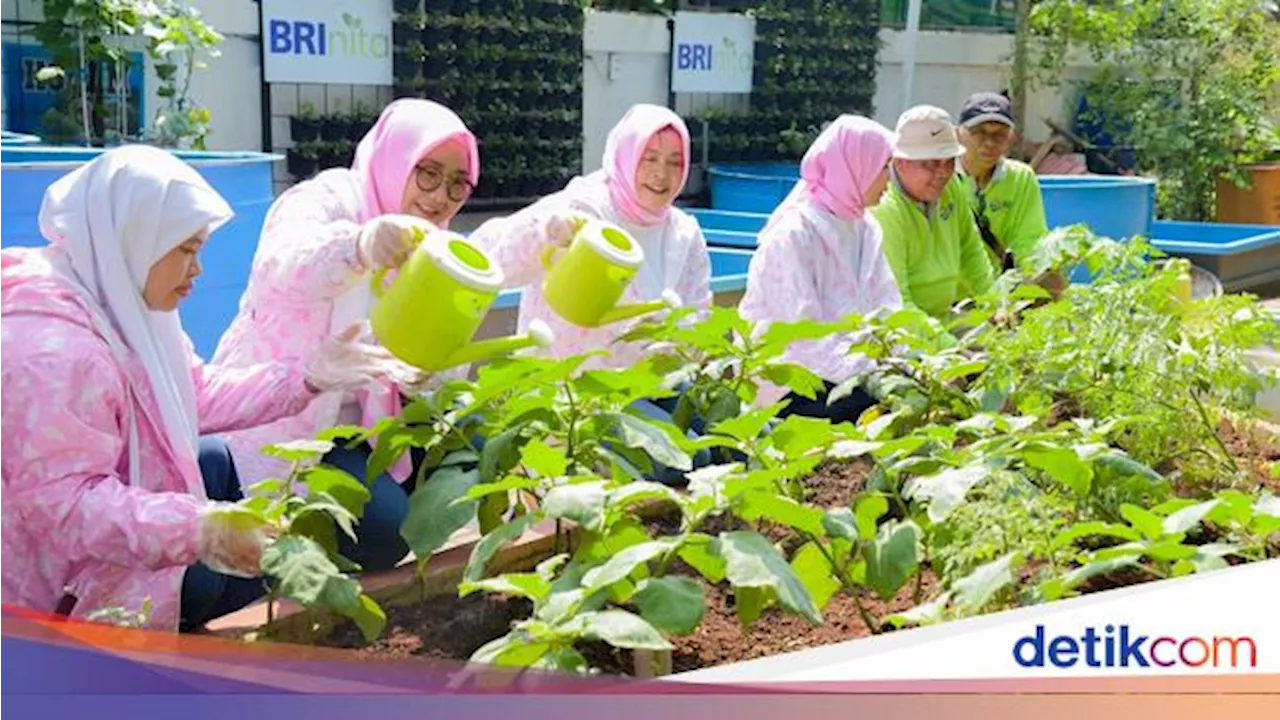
[582, 11, 670, 175]
[2, 5, 1094, 162]
[875, 29, 1096, 142]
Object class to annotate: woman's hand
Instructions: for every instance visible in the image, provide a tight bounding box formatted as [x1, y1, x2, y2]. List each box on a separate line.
[544, 213, 587, 250]
[303, 322, 419, 394]
[357, 214, 435, 270]
[196, 503, 276, 578]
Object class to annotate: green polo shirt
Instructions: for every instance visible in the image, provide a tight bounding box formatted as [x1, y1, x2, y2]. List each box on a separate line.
[872, 174, 996, 318]
[957, 158, 1049, 272]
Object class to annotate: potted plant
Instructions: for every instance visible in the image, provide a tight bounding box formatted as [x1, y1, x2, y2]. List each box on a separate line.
[287, 141, 320, 178]
[423, 22, 452, 46]
[1216, 125, 1280, 225]
[392, 14, 422, 47]
[349, 101, 378, 141]
[319, 109, 349, 142]
[393, 0, 421, 14]
[1029, 0, 1280, 221]
[317, 139, 352, 170]
[290, 102, 321, 142]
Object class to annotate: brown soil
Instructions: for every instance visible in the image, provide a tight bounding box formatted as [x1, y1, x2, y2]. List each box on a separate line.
[319, 591, 529, 661]
[581, 569, 942, 676]
[309, 433, 1270, 673]
[802, 458, 873, 508]
[315, 458, 903, 673]
[1218, 417, 1280, 493]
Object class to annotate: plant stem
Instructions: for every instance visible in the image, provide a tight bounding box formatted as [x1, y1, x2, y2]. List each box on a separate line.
[809, 536, 882, 634]
[1187, 388, 1238, 473]
[563, 381, 578, 464]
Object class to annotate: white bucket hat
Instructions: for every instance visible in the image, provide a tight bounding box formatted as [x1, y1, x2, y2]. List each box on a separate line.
[893, 105, 966, 161]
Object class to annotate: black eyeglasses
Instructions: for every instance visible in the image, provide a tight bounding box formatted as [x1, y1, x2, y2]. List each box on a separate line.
[414, 164, 473, 203]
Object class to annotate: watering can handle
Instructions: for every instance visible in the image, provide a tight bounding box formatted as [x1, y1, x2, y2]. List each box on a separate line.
[540, 214, 591, 270]
[370, 268, 390, 298]
[368, 224, 428, 298]
[540, 243, 565, 271]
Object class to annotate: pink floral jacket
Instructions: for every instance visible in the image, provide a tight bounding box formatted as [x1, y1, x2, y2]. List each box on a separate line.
[211, 169, 410, 484]
[1, 249, 314, 630]
[471, 189, 713, 371]
[739, 199, 903, 405]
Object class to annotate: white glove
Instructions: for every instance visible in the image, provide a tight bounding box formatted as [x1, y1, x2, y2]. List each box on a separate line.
[543, 213, 587, 250]
[304, 322, 418, 394]
[357, 214, 435, 270]
[197, 503, 275, 578]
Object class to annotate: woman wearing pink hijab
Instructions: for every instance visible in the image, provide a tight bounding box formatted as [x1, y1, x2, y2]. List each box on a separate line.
[471, 104, 713, 371]
[470, 104, 712, 486]
[212, 99, 481, 572]
[739, 115, 903, 424]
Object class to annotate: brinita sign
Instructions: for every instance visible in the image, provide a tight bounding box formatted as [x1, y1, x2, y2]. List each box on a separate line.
[262, 0, 391, 85]
[670, 11, 756, 95]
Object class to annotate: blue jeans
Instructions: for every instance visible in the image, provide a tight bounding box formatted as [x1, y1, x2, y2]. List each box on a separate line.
[178, 437, 421, 632]
[629, 390, 713, 487]
[320, 442, 417, 573]
[780, 381, 877, 425]
[179, 437, 268, 632]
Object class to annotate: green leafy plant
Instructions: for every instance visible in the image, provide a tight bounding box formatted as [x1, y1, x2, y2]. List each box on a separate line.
[235, 440, 387, 642]
[1029, 0, 1280, 220]
[244, 224, 1279, 671]
[33, 0, 223, 148]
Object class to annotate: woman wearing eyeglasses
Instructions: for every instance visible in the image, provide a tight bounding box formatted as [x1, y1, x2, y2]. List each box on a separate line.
[211, 99, 480, 573]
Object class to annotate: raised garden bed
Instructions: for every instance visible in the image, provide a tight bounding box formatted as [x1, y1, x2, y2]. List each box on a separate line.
[206, 235, 1280, 679]
[214, 412, 1277, 675]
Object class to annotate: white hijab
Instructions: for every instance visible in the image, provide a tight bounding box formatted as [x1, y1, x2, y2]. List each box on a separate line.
[37, 145, 233, 477]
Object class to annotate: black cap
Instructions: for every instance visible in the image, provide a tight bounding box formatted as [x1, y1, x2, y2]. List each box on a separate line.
[959, 92, 1015, 129]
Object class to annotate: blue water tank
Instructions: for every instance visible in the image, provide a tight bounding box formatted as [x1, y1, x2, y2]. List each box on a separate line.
[1038, 175, 1156, 241]
[1, 146, 281, 358]
[707, 163, 799, 213]
[1, 131, 42, 146]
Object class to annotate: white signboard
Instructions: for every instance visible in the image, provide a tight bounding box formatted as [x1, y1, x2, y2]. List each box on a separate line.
[262, 0, 392, 85]
[670, 11, 756, 94]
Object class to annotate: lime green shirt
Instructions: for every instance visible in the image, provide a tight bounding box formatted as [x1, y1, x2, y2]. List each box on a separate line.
[872, 174, 996, 318]
[958, 158, 1049, 272]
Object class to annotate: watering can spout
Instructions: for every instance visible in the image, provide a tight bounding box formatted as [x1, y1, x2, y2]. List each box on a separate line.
[595, 289, 682, 326]
[440, 320, 556, 369]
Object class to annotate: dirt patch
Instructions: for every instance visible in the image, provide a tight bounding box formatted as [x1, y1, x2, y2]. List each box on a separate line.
[1218, 417, 1280, 493]
[644, 569, 940, 676]
[802, 458, 873, 509]
[314, 459, 913, 673]
[326, 564, 943, 675]
[319, 592, 529, 662]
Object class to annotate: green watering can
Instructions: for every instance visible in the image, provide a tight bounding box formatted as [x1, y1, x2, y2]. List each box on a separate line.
[370, 228, 553, 372]
[540, 219, 681, 328]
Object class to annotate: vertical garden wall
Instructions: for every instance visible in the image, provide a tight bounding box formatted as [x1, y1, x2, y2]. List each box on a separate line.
[387, 0, 585, 204]
[683, 0, 882, 163]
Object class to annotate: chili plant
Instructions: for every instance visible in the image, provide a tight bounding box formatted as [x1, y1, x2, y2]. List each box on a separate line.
[235, 440, 386, 642]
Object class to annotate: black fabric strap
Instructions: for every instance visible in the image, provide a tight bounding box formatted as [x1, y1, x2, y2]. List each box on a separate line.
[972, 195, 1015, 272]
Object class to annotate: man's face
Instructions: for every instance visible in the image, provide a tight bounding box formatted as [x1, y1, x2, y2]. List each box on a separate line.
[960, 121, 1016, 168]
[894, 157, 956, 204]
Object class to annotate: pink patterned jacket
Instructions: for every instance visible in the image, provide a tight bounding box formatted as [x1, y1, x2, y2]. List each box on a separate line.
[211, 170, 410, 484]
[739, 198, 903, 405]
[471, 186, 713, 370]
[1, 249, 314, 630]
